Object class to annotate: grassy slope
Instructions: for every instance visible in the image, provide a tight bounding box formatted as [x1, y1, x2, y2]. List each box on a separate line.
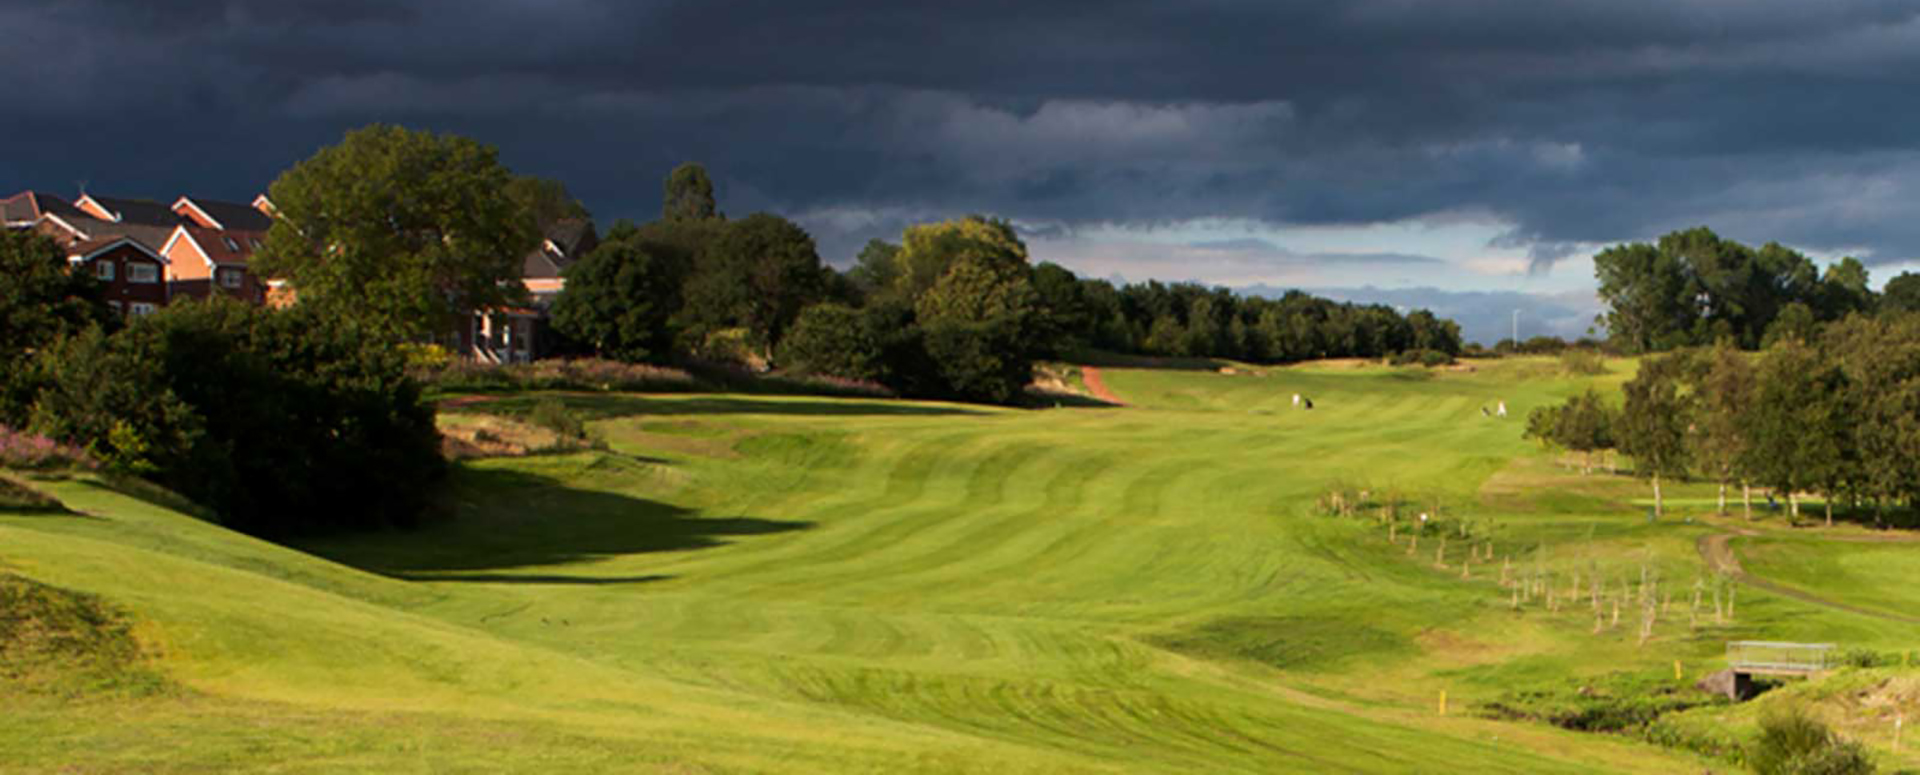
[2, 356, 1913, 772]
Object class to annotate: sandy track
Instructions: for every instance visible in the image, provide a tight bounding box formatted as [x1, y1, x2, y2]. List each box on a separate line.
[1697, 530, 1920, 625]
[1080, 366, 1125, 405]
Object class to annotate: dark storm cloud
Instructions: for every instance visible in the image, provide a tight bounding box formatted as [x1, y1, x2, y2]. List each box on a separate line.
[7, 0, 1920, 268]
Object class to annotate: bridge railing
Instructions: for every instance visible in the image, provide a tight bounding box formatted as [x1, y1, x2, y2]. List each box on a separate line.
[1727, 641, 1836, 674]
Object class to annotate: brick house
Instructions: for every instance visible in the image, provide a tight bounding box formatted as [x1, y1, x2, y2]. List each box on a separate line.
[65, 237, 170, 317]
[160, 225, 269, 304]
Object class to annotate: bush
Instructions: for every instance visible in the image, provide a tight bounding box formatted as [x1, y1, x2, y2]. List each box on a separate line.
[526, 398, 586, 440]
[419, 358, 698, 394]
[1388, 349, 1455, 367]
[0, 426, 94, 471]
[1749, 706, 1874, 775]
[1560, 348, 1606, 375]
[29, 300, 443, 537]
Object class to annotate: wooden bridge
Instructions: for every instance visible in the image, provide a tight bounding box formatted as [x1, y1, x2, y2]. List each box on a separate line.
[1719, 641, 1835, 700]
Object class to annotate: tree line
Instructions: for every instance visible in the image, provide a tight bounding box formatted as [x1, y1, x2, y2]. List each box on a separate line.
[1527, 314, 1920, 528]
[553, 163, 1466, 404]
[1594, 226, 1920, 353]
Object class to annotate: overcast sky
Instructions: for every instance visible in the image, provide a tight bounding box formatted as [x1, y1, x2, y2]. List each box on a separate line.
[8, 1, 1920, 343]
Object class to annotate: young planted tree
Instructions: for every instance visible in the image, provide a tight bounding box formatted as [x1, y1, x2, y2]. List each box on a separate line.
[1618, 353, 1693, 517]
[253, 124, 539, 343]
[1690, 342, 1758, 517]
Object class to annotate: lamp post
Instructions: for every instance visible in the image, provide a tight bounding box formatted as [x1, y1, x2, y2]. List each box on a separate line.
[1512, 309, 1521, 348]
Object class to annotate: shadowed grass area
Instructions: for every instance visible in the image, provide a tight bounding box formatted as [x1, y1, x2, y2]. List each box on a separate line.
[3, 359, 1915, 772]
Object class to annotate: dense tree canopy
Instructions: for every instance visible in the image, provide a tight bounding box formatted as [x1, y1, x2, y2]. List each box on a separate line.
[253, 124, 539, 342]
[681, 213, 827, 348]
[0, 231, 113, 421]
[1593, 227, 1874, 353]
[28, 300, 442, 536]
[662, 162, 719, 222]
[549, 222, 684, 362]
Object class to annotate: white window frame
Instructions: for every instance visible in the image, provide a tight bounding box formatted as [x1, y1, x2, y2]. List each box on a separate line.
[218, 268, 244, 289]
[128, 263, 160, 284]
[108, 300, 123, 313]
[222, 236, 240, 252]
[95, 260, 115, 281]
[129, 302, 158, 316]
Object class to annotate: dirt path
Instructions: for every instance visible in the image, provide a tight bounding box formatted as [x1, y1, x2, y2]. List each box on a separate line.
[1080, 366, 1126, 406]
[1697, 531, 1920, 625]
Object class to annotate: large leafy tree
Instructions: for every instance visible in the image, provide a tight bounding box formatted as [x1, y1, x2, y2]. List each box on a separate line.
[0, 231, 114, 422]
[1882, 272, 1920, 316]
[1618, 353, 1693, 516]
[663, 162, 719, 222]
[1690, 342, 1758, 516]
[504, 174, 590, 228]
[681, 214, 826, 349]
[1594, 241, 1697, 354]
[254, 124, 539, 342]
[1745, 341, 1852, 523]
[549, 222, 684, 362]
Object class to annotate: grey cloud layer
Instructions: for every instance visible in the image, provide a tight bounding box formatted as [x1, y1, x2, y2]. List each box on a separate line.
[6, 0, 1920, 269]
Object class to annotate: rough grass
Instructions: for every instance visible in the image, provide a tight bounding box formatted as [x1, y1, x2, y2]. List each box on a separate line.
[1, 355, 1913, 772]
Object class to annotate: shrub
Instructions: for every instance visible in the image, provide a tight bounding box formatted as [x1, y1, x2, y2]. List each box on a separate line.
[29, 300, 443, 537]
[419, 358, 698, 394]
[526, 398, 586, 440]
[1748, 706, 1874, 775]
[0, 426, 94, 471]
[1388, 349, 1455, 367]
[1560, 348, 1606, 375]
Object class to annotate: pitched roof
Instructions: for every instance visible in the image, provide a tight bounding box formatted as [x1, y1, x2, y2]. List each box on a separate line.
[77, 194, 190, 228]
[170, 226, 265, 267]
[522, 219, 598, 280]
[39, 213, 179, 253]
[2, 191, 85, 227]
[67, 236, 166, 264]
[174, 196, 274, 232]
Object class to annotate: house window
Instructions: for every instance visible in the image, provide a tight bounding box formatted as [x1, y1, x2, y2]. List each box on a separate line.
[130, 302, 158, 316]
[95, 260, 115, 281]
[218, 268, 244, 289]
[129, 263, 160, 283]
[222, 236, 240, 252]
[249, 238, 264, 250]
[108, 300, 123, 314]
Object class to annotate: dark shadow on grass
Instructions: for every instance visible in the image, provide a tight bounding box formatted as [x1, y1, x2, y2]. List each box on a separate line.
[1074, 350, 1230, 372]
[296, 465, 812, 575]
[1023, 391, 1123, 409]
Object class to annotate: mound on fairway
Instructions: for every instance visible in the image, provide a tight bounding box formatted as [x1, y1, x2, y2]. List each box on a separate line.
[4, 357, 1914, 772]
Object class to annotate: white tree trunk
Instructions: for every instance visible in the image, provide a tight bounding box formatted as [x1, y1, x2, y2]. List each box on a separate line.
[1718, 482, 1727, 515]
[1789, 491, 1799, 519]
[1742, 481, 1752, 521]
[1653, 474, 1663, 518]
[1826, 495, 1834, 527]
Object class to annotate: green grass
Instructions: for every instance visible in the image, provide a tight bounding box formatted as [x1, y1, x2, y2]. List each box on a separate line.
[2, 355, 1915, 772]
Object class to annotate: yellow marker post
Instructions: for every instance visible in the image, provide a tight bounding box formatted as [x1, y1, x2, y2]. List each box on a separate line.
[1673, 660, 1683, 680]
[1438, 690, 1448, 716]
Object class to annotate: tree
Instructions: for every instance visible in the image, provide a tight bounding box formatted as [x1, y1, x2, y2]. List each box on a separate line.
[1594, 241, 1697, 354]
[0, 231, 113, 423]
[662, 162, 719, 222]
[777, 304, 887, 382]
[549, 223, 683, 362]
[847, 239, 902, 296]
[1690, 342, 1758, 516]
[1028, 262, 1091, 358]
[1762, 302, 1819, 348]
[1882, 272, 1920, 316]
[503, 175, 590, 228]
[1557, 389, 1616, 475]
[30, 299, 442, 536]
[1618, 353, 1693, 517]
[253, 124, 538, 342]
[1816, 256, 1874, 320]
[681, 214, 826, 350]
[887, 216, 1027, 304]
[1746, 342, 1851, 523]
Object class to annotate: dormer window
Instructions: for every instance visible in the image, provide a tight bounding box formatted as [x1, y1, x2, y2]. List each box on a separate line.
[222, 236, 240, 252]
[249, 238, 263, 250]
[218, 267, 244, 289]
